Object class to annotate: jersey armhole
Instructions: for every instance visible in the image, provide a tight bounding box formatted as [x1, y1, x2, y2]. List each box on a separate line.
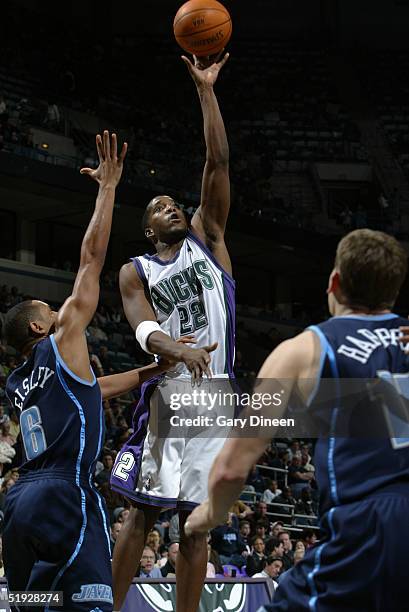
[50, 334, 96, 387]
[305, 326, 329, 407]
[187, 229, 235, 284]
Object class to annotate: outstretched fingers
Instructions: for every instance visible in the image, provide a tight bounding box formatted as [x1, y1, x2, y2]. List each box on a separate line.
[118, 141, 128, 164]
[217, 52, 230, 69]
[111, 132, 117, 161]
[103, 130, 110, 160]
[96, 133, 104, 162]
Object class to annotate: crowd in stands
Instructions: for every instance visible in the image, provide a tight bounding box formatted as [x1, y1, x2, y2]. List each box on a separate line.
[0, 282, 320, 597]
[5, 4, 403, 237]
[358, 48, 409, 185]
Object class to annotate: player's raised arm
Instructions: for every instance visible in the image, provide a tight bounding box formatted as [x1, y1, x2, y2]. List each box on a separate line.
[53, 131, 127, 379]
[120, 263, 217, 384]
[182, 53, 231, 272]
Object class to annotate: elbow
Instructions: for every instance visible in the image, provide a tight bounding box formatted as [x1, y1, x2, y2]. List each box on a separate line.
[215, 463, 246, 487]
[80, 245, 105, 268]
[206, 152, 229, 168]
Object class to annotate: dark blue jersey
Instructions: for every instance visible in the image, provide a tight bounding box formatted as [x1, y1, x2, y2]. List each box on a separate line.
[309, 313, 409, 514]
[6, 334, 104, 484]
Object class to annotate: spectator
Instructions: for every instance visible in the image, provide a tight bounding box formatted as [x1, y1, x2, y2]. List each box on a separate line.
[295, 487, 318, 523]
[114, 507, 130, 524]
[206, 544, 217, 578]
[246, 536, 266, 577]
[254, 520, 268, 542]
[210, 513, 247, 567]
[252, 556, 283, 595]
[230, 499, 253, 521]
[208, 545, 223, 576]
[161, 542, 179, 577]
[110, 522, 122, 551]
[270, 521, 285, 537]
[294, 540, 306, 555]
[239, 520, 252, 551]
[146, 528, 163, 562]
[0, 422, 16, 446]
[265, 537, 284, 558]
[278, 531, 294, 570]
[137, 547, 162, 578]
[95, 452, 114, 487]
[262, 479, 282, 504]
[274, 486, 296, 510]
[287, 457, 314, 497]
[251, 501, 269, 526]
[246, 465, 265, 494]
[302, 528, 318, 550]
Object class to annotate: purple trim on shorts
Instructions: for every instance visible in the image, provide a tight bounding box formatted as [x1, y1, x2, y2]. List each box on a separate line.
[131, 257, 148, 290]
[112, 483, 179, 509]
[177, 500, 199, 511]
[187, 229, 235, 285]
[110, 378, 159, 495]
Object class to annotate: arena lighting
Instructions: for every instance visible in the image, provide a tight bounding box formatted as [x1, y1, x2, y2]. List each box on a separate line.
[41, 142, 49, 149]
[149, 168, 156, 175]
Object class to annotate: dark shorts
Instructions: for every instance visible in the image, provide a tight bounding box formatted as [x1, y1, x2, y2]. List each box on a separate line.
[272, 490, 409, 612]
[3, 473, 112, 612]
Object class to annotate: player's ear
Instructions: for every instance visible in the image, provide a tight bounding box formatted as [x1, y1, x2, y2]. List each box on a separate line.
[145, 227, 154, 239]
[327, 269, 340, 295]
[29, 319, 48, 336]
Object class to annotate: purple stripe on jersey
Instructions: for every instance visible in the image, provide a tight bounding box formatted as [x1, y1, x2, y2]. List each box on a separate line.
[131, 257, 148, 290]
[187, 229, 235, 285]
[110, 378, 159, 495]
[222, 272, 236, 377]
[143, 247, 183, 266]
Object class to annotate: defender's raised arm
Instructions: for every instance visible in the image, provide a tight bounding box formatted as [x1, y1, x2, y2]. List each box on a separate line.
[54, 131, 127, 380]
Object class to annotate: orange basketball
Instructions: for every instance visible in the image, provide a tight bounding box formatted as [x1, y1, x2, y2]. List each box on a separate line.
[173, 0, 232, 57]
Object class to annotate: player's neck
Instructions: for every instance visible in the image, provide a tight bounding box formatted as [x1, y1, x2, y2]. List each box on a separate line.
[155, 238, 184, 261]
[334, 305, 392, 317]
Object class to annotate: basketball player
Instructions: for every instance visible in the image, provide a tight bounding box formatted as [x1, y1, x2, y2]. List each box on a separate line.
[0, 132, 132, 612]
[186, 229, 409, 612]
[110, 53, 233, 612]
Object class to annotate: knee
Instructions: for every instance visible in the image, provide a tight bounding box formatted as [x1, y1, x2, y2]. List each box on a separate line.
[179, 530, 207, 555]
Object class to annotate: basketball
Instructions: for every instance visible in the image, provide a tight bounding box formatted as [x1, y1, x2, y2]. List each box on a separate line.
[173, 0, 232, 57]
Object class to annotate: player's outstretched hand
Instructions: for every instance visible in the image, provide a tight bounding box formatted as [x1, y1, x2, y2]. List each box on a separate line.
[80, 130, 128, 188]
[181, 51, 229, 89]
[184, 500, 215, 536]
[159, 335, 197, 369]
[180, 342, 218, 385]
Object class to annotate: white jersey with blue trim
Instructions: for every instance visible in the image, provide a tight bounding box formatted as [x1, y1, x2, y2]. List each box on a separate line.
[308, 313, 409, 514]
[132, 229, 235, 377]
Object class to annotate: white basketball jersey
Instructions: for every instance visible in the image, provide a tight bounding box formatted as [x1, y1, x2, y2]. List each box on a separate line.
[132, 230, 235, 377]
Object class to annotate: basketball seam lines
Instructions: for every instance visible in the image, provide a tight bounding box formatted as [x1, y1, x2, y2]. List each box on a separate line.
[176, 17, 231, 38]
[174, 7, 229, 28]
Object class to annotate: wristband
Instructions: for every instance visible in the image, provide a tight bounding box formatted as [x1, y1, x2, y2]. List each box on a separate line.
[135, 320, 163, 354]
